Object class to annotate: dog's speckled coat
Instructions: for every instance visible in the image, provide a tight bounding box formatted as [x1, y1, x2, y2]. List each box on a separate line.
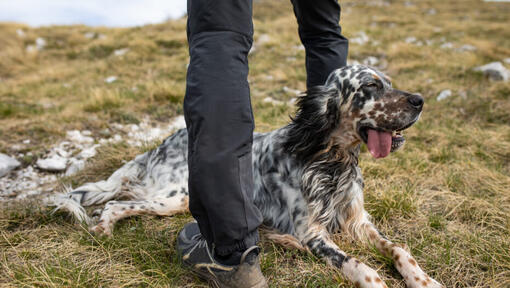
[51, 65, 442, 288]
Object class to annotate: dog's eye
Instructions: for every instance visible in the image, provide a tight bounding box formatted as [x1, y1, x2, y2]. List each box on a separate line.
[365, 83, 378, 89]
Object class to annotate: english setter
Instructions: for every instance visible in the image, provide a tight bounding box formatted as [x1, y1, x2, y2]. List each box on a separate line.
[51, 65, 442, 288]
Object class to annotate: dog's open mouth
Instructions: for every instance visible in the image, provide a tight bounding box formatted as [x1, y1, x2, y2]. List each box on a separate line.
[358, 125, 410, 159]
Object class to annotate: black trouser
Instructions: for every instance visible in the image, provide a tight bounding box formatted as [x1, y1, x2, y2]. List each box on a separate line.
[183, 0, 348, 256]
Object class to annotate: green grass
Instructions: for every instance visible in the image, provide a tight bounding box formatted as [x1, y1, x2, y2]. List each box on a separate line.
[1, 0, 510, 287]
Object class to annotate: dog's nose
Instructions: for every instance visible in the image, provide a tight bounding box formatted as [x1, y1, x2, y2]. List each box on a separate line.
[408, 94, 424, 109]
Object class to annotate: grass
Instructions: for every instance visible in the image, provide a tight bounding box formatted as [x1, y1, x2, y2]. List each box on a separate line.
[1, 0, 509, 287]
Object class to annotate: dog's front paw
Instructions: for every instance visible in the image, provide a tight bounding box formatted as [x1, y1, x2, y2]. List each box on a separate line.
[405, 274, 443, 288]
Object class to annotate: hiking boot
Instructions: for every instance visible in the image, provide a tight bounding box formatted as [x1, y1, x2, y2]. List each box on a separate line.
[177, 222, 268, 288]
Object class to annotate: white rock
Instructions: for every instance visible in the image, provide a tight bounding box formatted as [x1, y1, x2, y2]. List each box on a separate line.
[105, 76, 118, 83]
[36, 155, 67, 172]
[427, 8, 437, 15]
[114, 48, 129, 56]
[168, 115, 187, 131]
[23, 139, 31, 144]
[456, 44, 477, 52]
[0, 154, 21, 177]
[16, 29, 25, 38]
[84, 32, 96, 39]
[263, 97, 284, 105]
[347, 59, 361, 66]
[257, 34, 271, 45]
[65, 158, 86, 176]
[26, 45, 37, 53]
[503, 58, 510, 64]
[283, 86, 302, 96]
[67, 130, 94, 144]
[440, 42, 454, 49]
[363, 56, 379, 66]
[79, 144, 100, 159]
[350, 31, 369, 45]
[405, 36, 417, 44]
[35, 37, 46, 50]
[436, 89, 452, 101]
[473, 62, 509, 81]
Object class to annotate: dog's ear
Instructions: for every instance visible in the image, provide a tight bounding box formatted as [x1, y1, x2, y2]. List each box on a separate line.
[283, 85, 340, 163]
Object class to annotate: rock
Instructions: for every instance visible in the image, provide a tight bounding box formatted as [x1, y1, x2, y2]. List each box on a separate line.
[67, 130, 94, 144]
[257, 34, 271, 45]
[36, 155, 67, 172]
[363, 56, 379, 66]
[405, 36, 417, 44]
[263, 97, 284, 105]
[436, 89, 452, 101]
[16, 29, 25, 38]
[65, 158, 86, 176]
[23, 139, 31, 144]
[168, 115, 187, 132]
[473, 62, 509, 81]
[105, 76, 118, 83]
[440, 42, 454, 49]
[350, 31, 369, 45]
[84, 32, 96, 39]
[283, 86, 302, 96]
[427, 8, 437, 15]
[504, 58, 510, 64]
[456, 44, 477, 52]
[114, 48, 129, 56]
[0, 154, 21, 177]
[79, 144, 100, 159]
[35, 37, 46, 50]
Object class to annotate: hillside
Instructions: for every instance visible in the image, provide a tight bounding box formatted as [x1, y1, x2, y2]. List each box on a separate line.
[1, 0, 509, 287]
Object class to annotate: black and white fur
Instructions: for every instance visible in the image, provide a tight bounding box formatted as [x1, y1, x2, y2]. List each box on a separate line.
[50, 65, 442, 288]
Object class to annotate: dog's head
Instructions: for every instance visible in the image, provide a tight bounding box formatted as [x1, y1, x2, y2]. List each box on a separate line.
[284, 65, 423, 161]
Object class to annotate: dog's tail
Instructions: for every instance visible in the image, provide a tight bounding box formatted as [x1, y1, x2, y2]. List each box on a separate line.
[47, 153, 147, 225]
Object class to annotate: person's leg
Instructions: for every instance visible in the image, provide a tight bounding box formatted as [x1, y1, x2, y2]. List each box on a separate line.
[183, 0, 263, 261]
[290, 0, 349, 88]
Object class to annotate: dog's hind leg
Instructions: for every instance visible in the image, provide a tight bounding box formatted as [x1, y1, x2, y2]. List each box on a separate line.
[48, 154, 148, 225]
[300, 223, 387, 288]
[89, 193, 189, 236]
[360, 223, 443, 288]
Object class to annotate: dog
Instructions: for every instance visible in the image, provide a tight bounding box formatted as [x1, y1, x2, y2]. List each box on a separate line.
[50, 65, 442, 288]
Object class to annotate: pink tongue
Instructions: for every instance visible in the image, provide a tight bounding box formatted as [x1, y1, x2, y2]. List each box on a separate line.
[367, 129, 392, 158]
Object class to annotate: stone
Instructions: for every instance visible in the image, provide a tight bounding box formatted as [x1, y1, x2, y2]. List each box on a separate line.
[436, 89, 452, 101]
[79, 144, 100, 159]
[503, 58, 510, 65]
[105, 76, 118, 83]
[473, 62, 509, 81]
[67, 130, 94, 144]
[36, 155, 68, 172]
[456, 44, 477, 52]
[65, 158, 86, 176]
[283, 86, 301, 96]
[168, 115, 187, 132]
[405, 36, 417, 44]
[35, 37, 46, 50]
[363, 56, 379, 66]
[114, 48, 129, 56]
[0, 154, 21, 177]
[350, 31, 369, 45]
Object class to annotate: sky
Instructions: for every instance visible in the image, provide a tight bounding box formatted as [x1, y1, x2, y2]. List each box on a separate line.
[0, 0, 187, 27]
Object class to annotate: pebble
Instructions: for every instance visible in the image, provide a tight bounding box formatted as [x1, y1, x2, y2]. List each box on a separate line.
[473, 62, 509, 81]
[436, 89, 452, 101]
[36, 155, 68, 172]
[0, 154, 21, 178]
[105, 76, 118, 83]
[114, 48, 129, 56]
[350, 31, 369, 45]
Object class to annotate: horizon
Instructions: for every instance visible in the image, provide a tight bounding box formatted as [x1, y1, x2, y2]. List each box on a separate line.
[0, 0, 187, 27]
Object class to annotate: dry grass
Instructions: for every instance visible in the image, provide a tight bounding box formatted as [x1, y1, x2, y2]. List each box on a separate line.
[1, 0, 509, 287]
